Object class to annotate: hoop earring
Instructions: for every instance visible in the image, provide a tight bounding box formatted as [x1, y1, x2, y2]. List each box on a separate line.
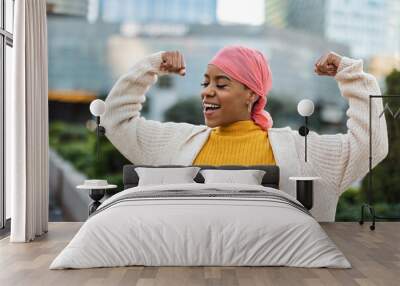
[247, 102, 252, 113]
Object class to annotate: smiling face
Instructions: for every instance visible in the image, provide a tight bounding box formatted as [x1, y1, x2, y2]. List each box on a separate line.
[201, 64, 258, 128]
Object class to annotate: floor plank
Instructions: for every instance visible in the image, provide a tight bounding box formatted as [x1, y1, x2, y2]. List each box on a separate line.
[0, 222, 399, 286]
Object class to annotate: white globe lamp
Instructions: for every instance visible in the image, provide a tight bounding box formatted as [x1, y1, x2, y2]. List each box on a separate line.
[297, 99, 314, 117]
[297, 99, 315, 162]
[90, 99, 106, 117]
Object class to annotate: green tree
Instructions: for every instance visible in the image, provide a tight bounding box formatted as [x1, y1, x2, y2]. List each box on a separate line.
[49, 121, 130, 194]
[164, 96, 204, 125]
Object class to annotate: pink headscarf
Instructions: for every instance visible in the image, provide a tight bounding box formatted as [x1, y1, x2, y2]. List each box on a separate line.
[208, 45, 273, 130]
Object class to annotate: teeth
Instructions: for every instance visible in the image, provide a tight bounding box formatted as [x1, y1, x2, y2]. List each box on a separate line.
[203, 103, 221, 108]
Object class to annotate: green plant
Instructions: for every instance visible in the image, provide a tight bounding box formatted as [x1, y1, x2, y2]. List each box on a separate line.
[49, 121, 129, 192]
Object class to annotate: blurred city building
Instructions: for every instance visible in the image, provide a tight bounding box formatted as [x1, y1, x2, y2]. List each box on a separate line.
[98, 0, 217, 24]
[325, 0, 390, 59]
[47, 11, 119, 122]
[265, 0, 325, 36]
[265, 0, 400, 59]
[47, 14, 119, 96]
[47, 0, 88, 17]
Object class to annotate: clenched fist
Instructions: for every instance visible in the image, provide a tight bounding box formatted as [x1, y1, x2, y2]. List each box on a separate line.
[161, 51, 186, 76]
[314, 51, 342, 77]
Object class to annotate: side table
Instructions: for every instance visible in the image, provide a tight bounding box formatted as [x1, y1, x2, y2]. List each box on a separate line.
[77, 180, 117, 215]
[289, 176, 321, 210]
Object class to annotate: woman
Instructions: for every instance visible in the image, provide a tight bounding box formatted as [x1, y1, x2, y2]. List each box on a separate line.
[101, 45, 388, 222]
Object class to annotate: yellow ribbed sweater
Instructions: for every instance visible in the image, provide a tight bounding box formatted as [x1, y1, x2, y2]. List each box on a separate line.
[193, 120, 276, 166]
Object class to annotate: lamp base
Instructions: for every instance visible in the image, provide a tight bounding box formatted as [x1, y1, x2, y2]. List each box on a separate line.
[97, 125, 106, 136]
[359, 204, 400, 231]
[298, 126, 309, 136]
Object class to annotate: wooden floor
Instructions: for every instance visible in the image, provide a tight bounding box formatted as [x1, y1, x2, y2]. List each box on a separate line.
[0, 222, 399, 286]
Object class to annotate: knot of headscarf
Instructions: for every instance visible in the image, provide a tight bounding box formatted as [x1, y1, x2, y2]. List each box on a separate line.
[208, 45, 273, 130]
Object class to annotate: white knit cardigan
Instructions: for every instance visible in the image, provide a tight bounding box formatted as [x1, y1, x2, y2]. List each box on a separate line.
[100, 51, 389, 222]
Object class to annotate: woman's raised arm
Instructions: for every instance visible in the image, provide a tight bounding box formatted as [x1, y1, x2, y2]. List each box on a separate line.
[100, 51, 202, 165]
[292, 55, 389, 195]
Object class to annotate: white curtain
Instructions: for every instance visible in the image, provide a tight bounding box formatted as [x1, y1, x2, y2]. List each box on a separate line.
[7, 0, 49, 242]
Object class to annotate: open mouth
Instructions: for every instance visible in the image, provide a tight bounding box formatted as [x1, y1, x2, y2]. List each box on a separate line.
[203, 103, 221, 116]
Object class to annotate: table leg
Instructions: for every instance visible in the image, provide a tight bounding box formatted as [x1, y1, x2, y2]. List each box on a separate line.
[296, 180, 314, 210]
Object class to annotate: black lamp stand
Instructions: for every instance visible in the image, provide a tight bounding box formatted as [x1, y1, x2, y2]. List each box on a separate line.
[88, 117, 106, 215]
[95, 116, 106, 162]
[298, 116, 309, 162]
